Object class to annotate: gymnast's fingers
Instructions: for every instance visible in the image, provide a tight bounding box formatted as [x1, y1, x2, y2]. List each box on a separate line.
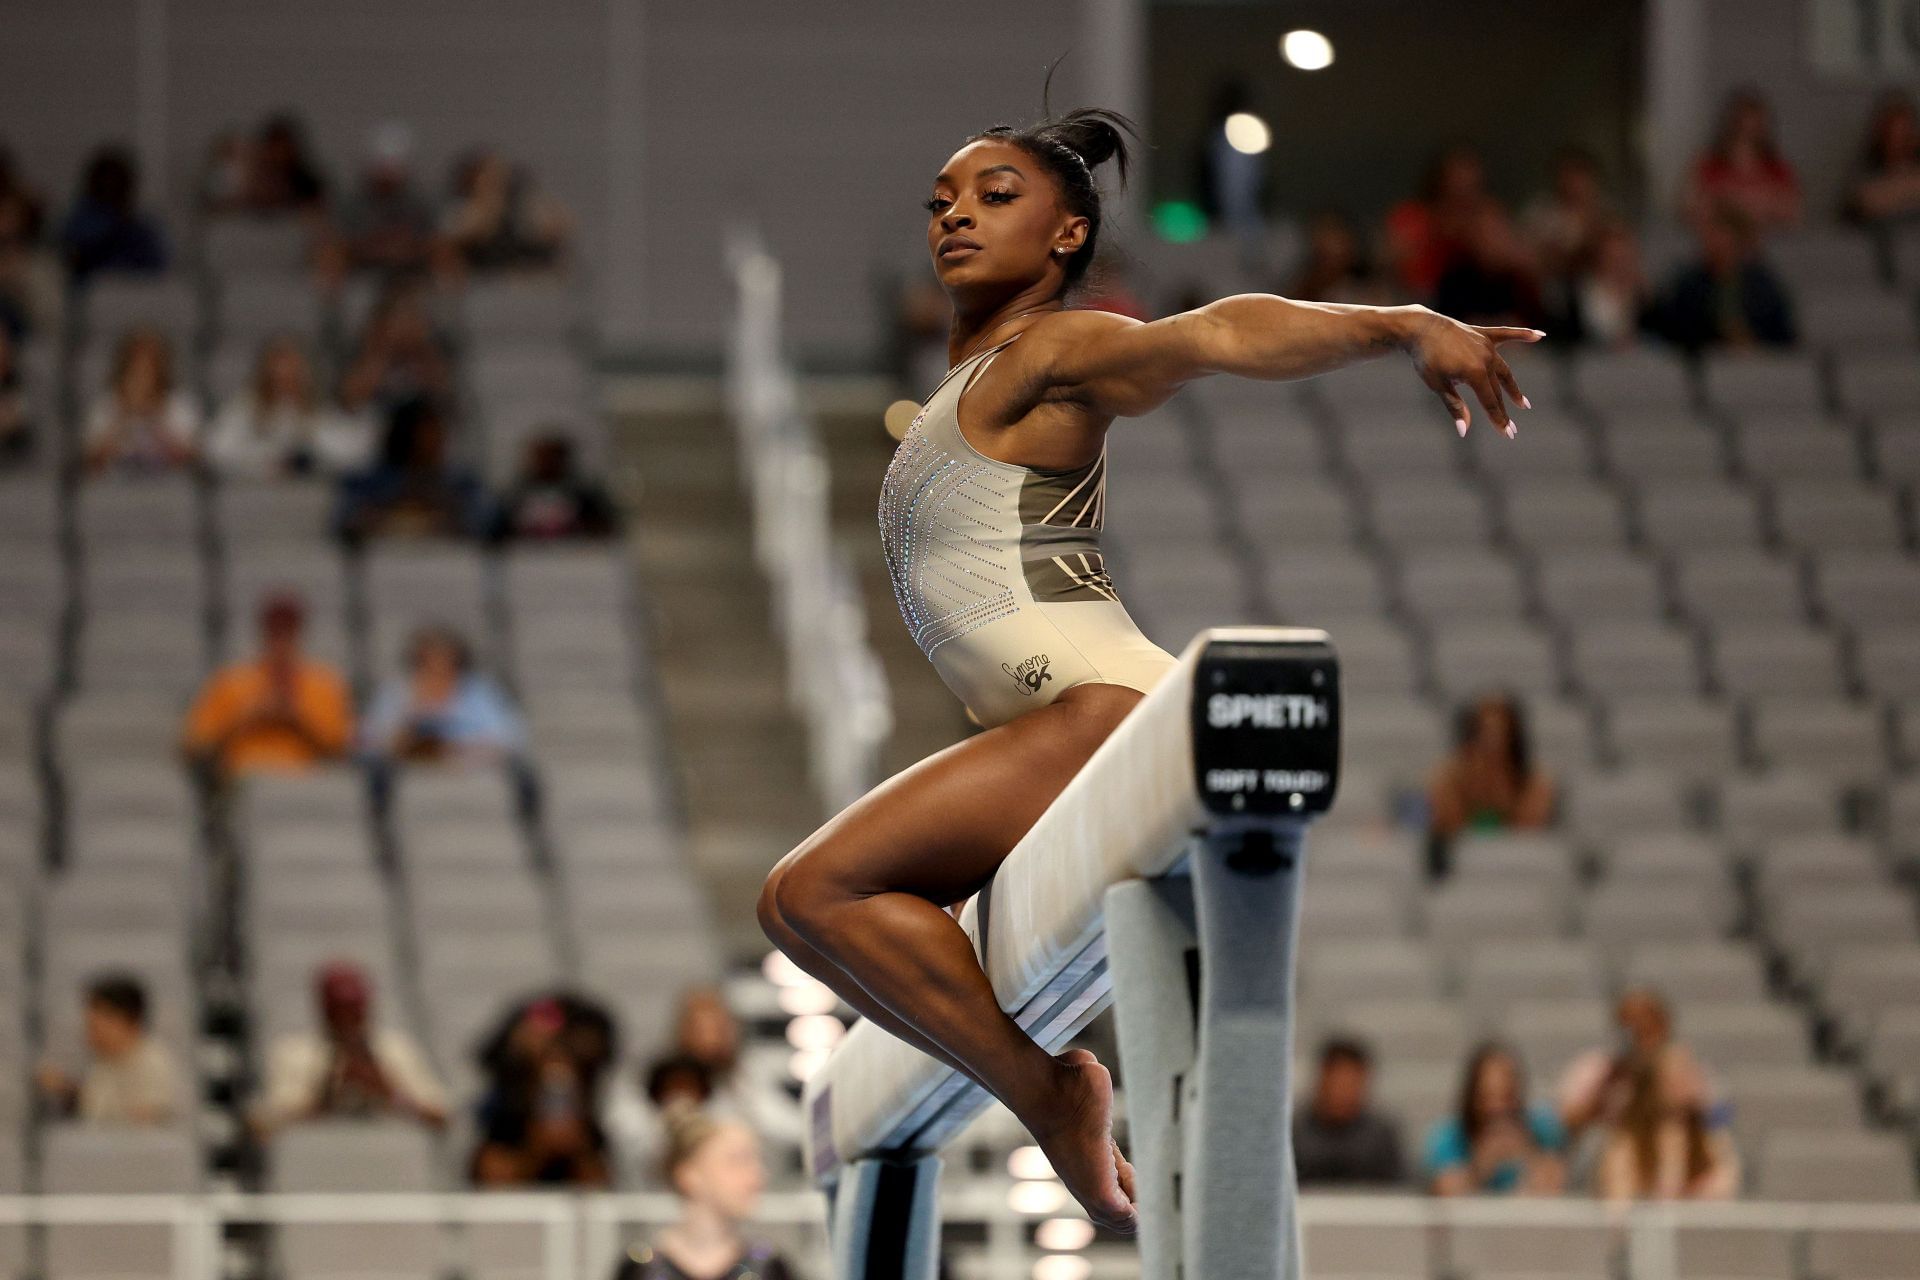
[1493, 354, 1532, 412]
[1476, 324, 1546, 345]
[1420, 364, 1473, 436]
[1464, 366, 1516, 438]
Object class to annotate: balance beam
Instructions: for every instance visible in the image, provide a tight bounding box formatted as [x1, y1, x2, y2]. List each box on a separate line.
[803, 627, 1340, 1280]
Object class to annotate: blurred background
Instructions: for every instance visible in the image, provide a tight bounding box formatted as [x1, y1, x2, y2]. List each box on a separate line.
[0, 0, 1918, 1277]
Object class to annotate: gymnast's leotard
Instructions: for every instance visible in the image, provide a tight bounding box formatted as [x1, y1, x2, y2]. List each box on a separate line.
[878, 336, 1178, 728]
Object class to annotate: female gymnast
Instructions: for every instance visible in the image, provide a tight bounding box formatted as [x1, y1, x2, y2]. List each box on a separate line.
[758, 107, 1538, 1233]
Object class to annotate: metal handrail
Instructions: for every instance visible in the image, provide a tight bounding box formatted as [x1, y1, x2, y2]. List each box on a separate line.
[724, 230, 892, 811]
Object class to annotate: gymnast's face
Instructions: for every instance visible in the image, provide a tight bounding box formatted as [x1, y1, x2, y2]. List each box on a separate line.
[925, 139, 1085, 299]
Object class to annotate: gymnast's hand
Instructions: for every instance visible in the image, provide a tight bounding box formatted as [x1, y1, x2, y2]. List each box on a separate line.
[1403, 310, 1543, 440]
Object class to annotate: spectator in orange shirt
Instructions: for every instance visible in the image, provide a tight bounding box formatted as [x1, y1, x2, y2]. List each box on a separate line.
[183, 590, 354, 778]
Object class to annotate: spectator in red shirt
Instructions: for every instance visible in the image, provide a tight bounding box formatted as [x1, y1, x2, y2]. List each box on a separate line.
[1684, 89, 1801, 234]
[1385, 145, 1492, 300]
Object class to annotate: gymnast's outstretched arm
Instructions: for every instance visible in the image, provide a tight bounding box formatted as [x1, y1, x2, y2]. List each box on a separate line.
[1019, 297, 1543, 435]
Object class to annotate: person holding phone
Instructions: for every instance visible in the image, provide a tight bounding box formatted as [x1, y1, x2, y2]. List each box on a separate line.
[358, 624, 525, 767]
[1424, 1042, 1567, 1196]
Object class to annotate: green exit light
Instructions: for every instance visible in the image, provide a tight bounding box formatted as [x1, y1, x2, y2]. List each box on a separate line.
[1151, 200, 1209, 244]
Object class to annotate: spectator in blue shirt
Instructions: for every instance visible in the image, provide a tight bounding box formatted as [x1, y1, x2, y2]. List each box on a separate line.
[60, 147, 168, 285]
[1424, 1041, 1567, 1196]
[360, 624, 524, 766]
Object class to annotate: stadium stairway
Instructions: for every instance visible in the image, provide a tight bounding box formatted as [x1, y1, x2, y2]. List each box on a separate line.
[609, 392, 821, 953]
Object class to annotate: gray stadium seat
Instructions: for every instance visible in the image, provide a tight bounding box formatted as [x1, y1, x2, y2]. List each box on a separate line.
[82, 276, 202, 347]
[1501, 480, 1630, 550]
[273, 1122, 445, 1280]
[1636, 481, 1765, 551]
[1261, 550, 1391, 621]
[1532, 549, 1667, 623]
[1772, 482, 1907, 553]
[1606, 698, 1741, 778]
[1619, 941, 1769, 1005]
[1364, 480, 1492, 549]
[1600, 415, 1729, 482]
[1837, 356, 1920, 417]
[43, 1125, 200, 1280]
[1231, 481, 1360, 548]
[1673, 1225, 1795, 1280]
[1702, 352, 1825, 414]
[1396, 549, 1529, 623]
[1748, 698, 1888, 781]
[1671, 549, 1808, 627]
[1339, 418, 1467, 478]
[1300, 1223, 1430, 1278]
[1859, 627, 1920, 699]
[1756, 1130, 1918, 1202]
[1735, 420, 1866, 483]
[1563, 766, 1694, 838]
[1709, 626, 1847, 698]
[1807, 1228, 1920, 1280]
[1817, 553, 1920, 629]
[1687, 1007, 1814, 1071]
[1573, 348, 1695, 411]
[1716, 770, 1843, 843]
[1447, 1222, 1615, 1280]
[1428, 622, 1561, 700]
[1303, 937, 1442, 1005]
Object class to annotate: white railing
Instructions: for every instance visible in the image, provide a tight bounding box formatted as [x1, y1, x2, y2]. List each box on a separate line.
[4, 1191, 1920, 1280]
[724, 231, 892, 812]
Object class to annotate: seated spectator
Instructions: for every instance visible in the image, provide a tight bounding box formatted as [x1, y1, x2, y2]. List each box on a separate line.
[333, 397, 492, 540]
[1425, 692, 1555, 878]
[82, 327, 200, 475]
[613, 1108, 797, 1280]
[197, 130, 253, 217]
[36, 974, 180, 1126]
[1552, 220, 1653, 349]
[471, 994, 617, 1187]
[338, 283, 454, 415]
[662, 986, 803, 1151]
[1595, 1048, 1740, 1201]
[254, 962, 447, 1135]
[442, 149, 571, 273]
[1556, 989, 1735, 1191]
[59, 146, 168, 284]
[330, 122, 448, 282]
[495, 432, 619, 541]
[182, 591, 354, 779]
[607, 1053, 718, 1188]
[1432, 201, 1548, 328]
[0, 145, 60, 341]
[1653, 202, 1797, 352]
[242, 112, 328, 216]
[1523, 146, 1617, 281]
[206, 334, 372, 479]
[360, 624, 525, 765]
[0, 326, 33, 466]
[1684, 89, 1801, 233]
[1424, 1042, 1566, 1196]
[1844, 90, 1920, 228]
[1293, 1036, 1405, 1186]
[1385, 145, 1490, 299]
[1287, 210, 1388, 304]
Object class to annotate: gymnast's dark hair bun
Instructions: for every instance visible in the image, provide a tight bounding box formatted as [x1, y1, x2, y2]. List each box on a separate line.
[1041, 107, 1134, 186]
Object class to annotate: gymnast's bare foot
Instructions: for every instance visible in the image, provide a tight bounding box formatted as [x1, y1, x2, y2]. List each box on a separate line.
[1024, 1047, 1138, 1235]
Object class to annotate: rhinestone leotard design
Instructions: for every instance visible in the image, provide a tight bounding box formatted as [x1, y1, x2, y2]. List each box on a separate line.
[877, 337, 1177, 728]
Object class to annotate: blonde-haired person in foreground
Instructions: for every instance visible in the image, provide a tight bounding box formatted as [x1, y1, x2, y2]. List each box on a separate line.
[613, 1106, 799, 1280]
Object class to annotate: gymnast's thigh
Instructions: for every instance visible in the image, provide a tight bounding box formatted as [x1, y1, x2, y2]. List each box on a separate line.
[773, 681, 1144, 908]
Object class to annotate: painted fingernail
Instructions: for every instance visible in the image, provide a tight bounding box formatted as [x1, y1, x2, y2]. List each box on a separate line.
[1504, 422, 1518, 439]
[1520, 396, 1533, 410]
[1455, 418, 1469, 437]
